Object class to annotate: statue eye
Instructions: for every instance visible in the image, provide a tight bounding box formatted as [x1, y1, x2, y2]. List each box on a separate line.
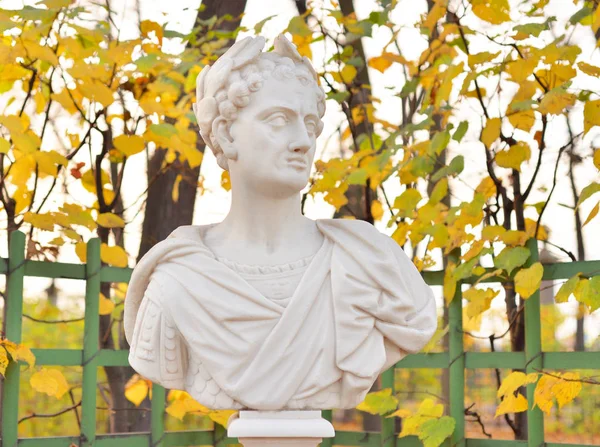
[266, 113, 288, 126]
[305, 120, 318, 135]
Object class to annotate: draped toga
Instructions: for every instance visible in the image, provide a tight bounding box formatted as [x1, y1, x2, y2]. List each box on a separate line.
[123, 219, 437, 410]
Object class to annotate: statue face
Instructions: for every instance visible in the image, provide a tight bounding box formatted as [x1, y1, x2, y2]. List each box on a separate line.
[223, 75, 320, 198]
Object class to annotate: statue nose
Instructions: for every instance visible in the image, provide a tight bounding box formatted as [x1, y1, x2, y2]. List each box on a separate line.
[289, 124, 311, 154]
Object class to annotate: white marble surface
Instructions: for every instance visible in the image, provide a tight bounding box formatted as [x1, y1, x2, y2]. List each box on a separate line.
[124, 34, 437, 412]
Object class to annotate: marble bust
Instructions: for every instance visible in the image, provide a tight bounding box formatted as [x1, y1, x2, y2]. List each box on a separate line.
[123, 35, 437, 411]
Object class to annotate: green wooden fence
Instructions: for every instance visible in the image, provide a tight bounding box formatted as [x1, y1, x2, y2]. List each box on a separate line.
[1, 231, 599, 447]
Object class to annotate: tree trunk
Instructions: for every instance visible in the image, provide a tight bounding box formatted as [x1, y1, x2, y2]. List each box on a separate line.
[334, 0, 376, 225]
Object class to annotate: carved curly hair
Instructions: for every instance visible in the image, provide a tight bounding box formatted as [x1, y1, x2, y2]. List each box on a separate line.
[193, 35, 326, 170]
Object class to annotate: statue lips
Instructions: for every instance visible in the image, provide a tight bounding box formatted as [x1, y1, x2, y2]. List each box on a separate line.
[287, 157, 307, 169]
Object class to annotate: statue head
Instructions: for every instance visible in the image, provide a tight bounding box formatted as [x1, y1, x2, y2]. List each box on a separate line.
[193, 34, 326, 196]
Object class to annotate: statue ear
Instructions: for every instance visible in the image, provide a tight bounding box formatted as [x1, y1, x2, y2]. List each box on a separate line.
[212, 116, 238, 161]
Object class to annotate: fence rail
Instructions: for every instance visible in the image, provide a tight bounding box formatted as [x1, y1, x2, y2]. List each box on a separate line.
[1, 231, 599, 446]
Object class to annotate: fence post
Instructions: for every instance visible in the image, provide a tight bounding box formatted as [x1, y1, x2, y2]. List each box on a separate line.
[81, 238, 101, 447]
[1, 231, 26, 447]
[381, 368, 394, 447]
[151, 384, 165, 447]
[448, 247, 465, 447]
[524, 237, 544, 447]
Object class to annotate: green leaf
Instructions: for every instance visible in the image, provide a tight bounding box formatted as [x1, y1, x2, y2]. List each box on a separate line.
[347, 169, 368, 185]
[494, 246, 530, 276]
[288, 16, 311, 37]
[393, 188, 422, 216]
[513, 20, 553, 37]
[431, 155, 464, 182]
[569, 7, 591, 25]
[254, 15, 277, 34]
[399, 78, 419, 99]
[578, 276, 600, 312]
[135, 54, 159, 73]
[453, 121, 468, 142]
[356, 388, 398, 415]
[327, 91, 350, 104]
[431, 131, 450, 155]
[149, 123, 177, 138]
[576, 182, 600, 209]
[555, 275, 580, 304]
[419, 416, 456, 447]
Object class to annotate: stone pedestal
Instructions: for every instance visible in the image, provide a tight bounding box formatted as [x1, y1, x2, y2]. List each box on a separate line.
[227, 410, 335, 447]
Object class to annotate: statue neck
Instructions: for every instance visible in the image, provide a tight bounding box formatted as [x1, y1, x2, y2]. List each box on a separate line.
[218, 187, 309, 255]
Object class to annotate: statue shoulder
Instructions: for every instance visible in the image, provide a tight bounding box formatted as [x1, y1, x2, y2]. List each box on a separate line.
[167, 225, 204, 242]
[316, 218, 391, 245]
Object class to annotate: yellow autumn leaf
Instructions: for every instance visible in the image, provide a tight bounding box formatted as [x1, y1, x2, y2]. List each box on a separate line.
[538, 90, 576, 115]
[495, 142, 531, 172]
[508, 109, 535, 132]
[23, 212, 55, 231]
[515, 262, 544, 299]
[443, 262, 457, 305]
[524, 218, 548, 241]
[165, 399, 187, 420]
[497, 371, 539, 398]
[471, 0, 510, 24]
[475, 176, 496, 200]
[113, 135, 145, 157]
[75, 242, 87, 263]
[594, 149, 600, 170]
[325, 186, 349, 211]
[166, 392, 210, 420]
[552, 372, 582, 409]
[506, 57, 538, 83]
[368, 55, 393, 73]
[0, 137, 10, 154]
[26, 42, 59, 65]
[495, 393, 528, 417]
[30, 368, 70, 399]
[583, 201, 599, 227]
[583, 99, 600, 136]
[0, 347, 9, 377]
[172, 174, 182, 203]
[96, 212, 125, 228]
[221, 170, 231, 191]
[387, 408, 412, 418]
[463, 287, 499, 331]
[399, 398, 445, 437]
[125, 374, 149, 407]
[99, 293, 115, 316]
[499, 230, 528, 247]
[331, 65, 357, 84]
[140, 19, 163, 45]
[209, 410, 238, 428]
[292, 33, 312, 59]
[100, 244, 128, 268]
[9, 343, 35, 369]
[371, 199, 384, 221]
[481, 117, 501, 147]
[578, 61, 600, 77]
[78, 80, 114, 107]
[534, 374, 559, 415]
